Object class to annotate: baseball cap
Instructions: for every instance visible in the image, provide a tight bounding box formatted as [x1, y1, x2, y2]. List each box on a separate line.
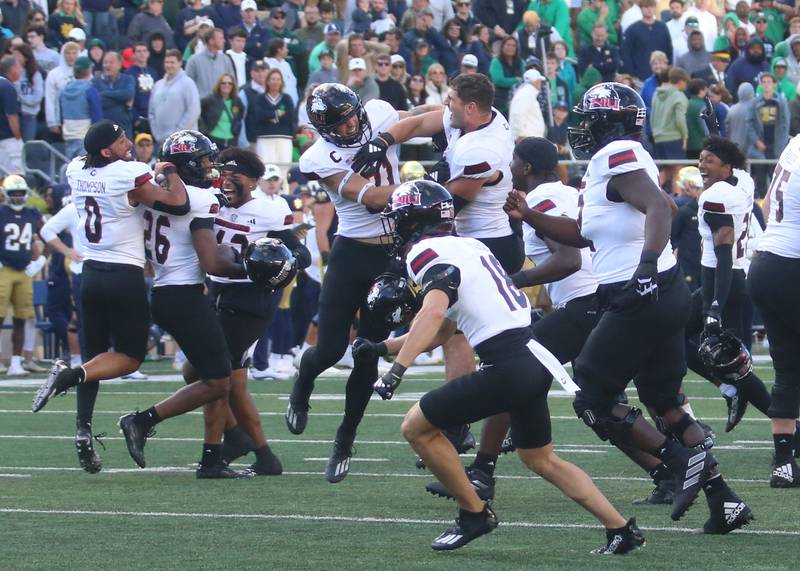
[73, 56, 93, 74]
[262, 164, 282, 180]
[420, 7, 434, 17]
[390, 54, 406, 66]
[68, 27, 86, 41]
[252, 59, 269, 70]
[318, 49, 334, 60]
[755, 12, 767, 22]
[135, 132, 154, 145]
[270, 7, 286, 17]
[524, 68, 545, 83]
[461, 54, 478, 68]
[685, 16, 699, 26]
[197, 17, 214, 27]
[349, 57, 367, 71]
[711, 49, 731, 60]
[773, 57, 788, 67]
[87, 38, 106, 49]
[553, 100, 569, 110]
[514, 137, 558, 172]
[414, 38, 429, 49]
[324, 22, 342, 34]
[84, 120, 124, 154]
[241, 0, 257, 10]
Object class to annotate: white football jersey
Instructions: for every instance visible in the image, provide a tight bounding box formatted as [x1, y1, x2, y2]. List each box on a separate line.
[698, 168, 754, 270]
[578, 140, 677, 284]
[66, 157, 152, 267]
[759, 134, 800, 258]
[211, 195, 293, 284]
[144, 186, 220, 287]
[523, 182, 598, 307]
[442, 107, 513, 239]
[406, 235, 530, 348]
[299, 99, 400, 239]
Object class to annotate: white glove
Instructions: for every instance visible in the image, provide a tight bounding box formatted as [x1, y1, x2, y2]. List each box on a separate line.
[24, 257, 46, 277]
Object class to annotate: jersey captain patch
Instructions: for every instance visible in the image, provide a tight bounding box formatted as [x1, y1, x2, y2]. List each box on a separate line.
[463, 162, 491, 176]
[533, 199, 557, 213]
[410, 247, 439, 274]
[608, 149, 637, 169]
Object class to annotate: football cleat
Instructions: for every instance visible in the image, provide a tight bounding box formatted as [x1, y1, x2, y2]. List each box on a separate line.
[75, 427, 103, 474]
[325, 430, 356, 483]
[221, 428, 256, 464]
[591, 518, 646, 555]
[697, 420, 716, 441]
[669, 449, 717, 521]
[31, 360, 71, 412]
[425, 467, 496, 501]
[118, 413, 154, 468]
[250, 450, 283, 476]
[702, 483, 753, 534]
[770, 456, 800, 488]
[416, 425, 476, 469]
[196, 462, 255, 479]
[285, 400, 309, 435]
[499, 433, 516, 455]
[431, 503, 498, 551]
[23, 360, 48, 373]
[723, 393, 748, 432]
[633, 478, 675, 505]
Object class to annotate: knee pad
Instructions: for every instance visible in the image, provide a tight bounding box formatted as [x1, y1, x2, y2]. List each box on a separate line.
[574, 392, 641, 444]
[769, 380, 800, 419]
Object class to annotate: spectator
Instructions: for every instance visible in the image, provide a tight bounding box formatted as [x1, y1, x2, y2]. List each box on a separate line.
[350, 0, 372, 34]
[296, 3, 324, 51]
[265, 37, 299, 105]
[183, 17, 215, 59]
[774, 15, 800, 59]
[1, 0, 33, 36]
[770, 58, 796, 101]
[128, 0, 174, 47]
[399, 0, 430, 31]
[390, 53, 408, 83]
[786, 36, 800, 84]
[463, 23, 492, 75]
[199, 72, 243, 150]
[81, 0, 114, 50]
[211, 0, 243, 31]
[402, 8, 447, 63]
[382, 28, 406, 61]
[405, 72, 428, 107]
[0, 55, 23, 174]
[374, 53, 407, 110]
[753, 72, 790, 161]
[474, 0, 528, 41]
[641, 50, 669, 111]
[59, 56, 101, 157]
[24, 26, 60, 75]
[186, 27, 235, 98]
[708, 83, 731, 137]
[691, 49, 730, 86]
[308, 49, 338, 84]
[726, 82, 760, 156]
[147, 32, 167, 78]
[10, 44, 43, 142]
[651, 66, 689, 159]
[751, 12, 776, 60]
[525, 0, 573, 57]
[346, 57, 379, 102]
[424, 61, 447, 104]
[619, 0, 642, 35]
[240, 0, 271, 60]
[454, 0, 478, 32]
[665, 0, 687, 56]
[621, 0, 673, 82]
[336, 31, 388, 82]
[677, 30, 709, 76]
[131, 132, 155, 166]
[685, 78, 707, 159]
[309, 23, 342, 74]
[439, 18, 464, 77]
[552, 40, 576, 97]
[148, 48, 200, 144]
[225, 28, 248, 88]
[253, 68, 295, 174]
[239, 58, 267, 145]
[759, 0, 791, 46]
[428, 0, 454, 30]
[67, 26, 87, 54]
[265, 7, 305, 80]
[490, 36, 524, 116]
[577, 0, 617, 47]
[174, 0, 214, 53]
[547, 99, 570, 158]
[44, 41, 79, 135]
[459, 52, 479, 75]
[726, 37, 769, 98]
[125, 42, 156, 133]
[509, 67, 546, 141]
[369, 0, 396, 36]
[545, 52, 569, 108]
[22, 8, 47, 35]
[711, 13, 739, 57]
[48, 0, 85, 49]
[578, 22, 619, 83]
[409, 38, 435, 75]
[684, 0, 718, 52]
[92, 51, 135, 136]
[735, 1, 755, 35]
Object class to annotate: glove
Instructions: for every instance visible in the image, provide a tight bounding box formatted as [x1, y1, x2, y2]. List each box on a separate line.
[700, 95, 720, 136]
[373, 362, 406, 400]
[352, 337, 388, 362]
[424, 158, 450, 184]
[623, 252, 659, 304]
[703, 301, 723, 337]
[24, 257, 46, 277]
[351, 132, 395, 178]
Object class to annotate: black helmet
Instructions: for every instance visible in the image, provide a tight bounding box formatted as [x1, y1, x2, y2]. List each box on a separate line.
[306, 83, 371, 148]
[159, 130, 218, 187]
[243, 237, 298, 291]
[698, 329, 753, 383]
[366, 272, 418, 328]
[382, 180, 454, 255]
[568, 82, 646, 158]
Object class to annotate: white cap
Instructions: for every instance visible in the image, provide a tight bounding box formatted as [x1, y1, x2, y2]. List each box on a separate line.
[241, 0, 257, 10]
[390, 54, 405, 66]
[68, 27, 86, 41]
[524, 68, 545, 83]
[197, 17, 215, 27]
[262, 164, 282, 180]
[349, 57, 367, 71]
[461, 54, 478, 68]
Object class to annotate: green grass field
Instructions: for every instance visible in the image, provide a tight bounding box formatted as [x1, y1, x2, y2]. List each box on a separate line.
[1, 360, 798, 570]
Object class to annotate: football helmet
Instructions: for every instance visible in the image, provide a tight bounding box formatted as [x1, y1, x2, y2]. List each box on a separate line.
[698, 329, 753, 383]
[366, 272, 418, 328]
[159, 130, 218, 187]
[400, 161, 426, 182]
[2, 175, 30, 211]
[382, 180, 454, 255]
[568, 82, 647, 158]
[306, 83, 371, 148]
[676, 166, 703, 193]
[244, 237, 298, 291]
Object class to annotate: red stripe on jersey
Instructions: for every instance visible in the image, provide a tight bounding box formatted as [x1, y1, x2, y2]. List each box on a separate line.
[410, 248, 438, 274]
[608, 149, 637, 168]
[134, 173, 152, 187]
[533, 199, 556, 213]
[704, 201, 726, 213]
[579, 180, 586, 190]
[283, 214, 294, 225]
[464, 162, 491, 176]
[215, 218, 251, 232]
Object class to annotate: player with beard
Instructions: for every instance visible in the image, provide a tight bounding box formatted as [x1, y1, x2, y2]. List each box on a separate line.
[32, 120, 190, 474]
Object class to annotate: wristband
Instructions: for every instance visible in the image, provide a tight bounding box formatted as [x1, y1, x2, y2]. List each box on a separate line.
[162, 165, 178, 177]
[389, 361, 407, 378]
[378, 132, 396, 147]
[357, 182, 375, 205]
[639, 251, 659, 265]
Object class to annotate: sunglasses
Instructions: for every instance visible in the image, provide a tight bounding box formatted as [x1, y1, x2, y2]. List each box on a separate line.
[411, 77, 423, 81]
[392, 63, 404, 67]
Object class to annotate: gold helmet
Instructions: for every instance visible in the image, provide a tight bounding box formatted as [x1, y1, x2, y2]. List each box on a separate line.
[1, 175, 30, 211]
[675, 166, 703, 193]
[400, 161, 426, 183]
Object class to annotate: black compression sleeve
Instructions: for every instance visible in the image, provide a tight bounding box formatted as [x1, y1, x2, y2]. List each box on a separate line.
[452, 195, 469, 214]
[712, 243, 734, 310]
[703, 212, 734, 232]
[269, 229, 312, 269]
[189, 217, 215, 232]
[153, 198, 191, 215]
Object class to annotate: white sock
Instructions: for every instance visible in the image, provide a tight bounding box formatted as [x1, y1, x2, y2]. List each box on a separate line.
[301, 342, 311, 351]
[11, 355, 22, 368]
[720, 383, 738, 398]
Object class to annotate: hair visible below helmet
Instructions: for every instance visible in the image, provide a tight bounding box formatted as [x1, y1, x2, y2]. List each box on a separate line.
[243, 237, 298, 291]
[568, 82, 646, 158]
[159, 130, 218, 187]
[701, 135, 746, 169]
[698, 329, 753, 383]
[306, 83, 371, 148]
[366, 272, 419, 328]
[400, 161, 426, 182]
[675, 166, 703, 192]
[382, 180, 455, 255]
[2, 175, 30, 211]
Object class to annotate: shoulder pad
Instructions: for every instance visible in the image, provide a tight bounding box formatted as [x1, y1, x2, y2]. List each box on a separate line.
[420, 263, 461, 307]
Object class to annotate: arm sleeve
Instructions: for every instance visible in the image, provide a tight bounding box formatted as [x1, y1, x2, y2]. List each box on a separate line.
[419, 263, 461, 307]
[40, 206, 74, 242]
[712, 243, 733, 310]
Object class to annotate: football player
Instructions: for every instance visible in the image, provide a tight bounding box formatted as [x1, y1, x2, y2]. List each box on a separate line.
[505, 83, 752, 533]
[32, 121, 190, 472]
[355, 180, 644, 554]
[748, 133, 800, 487]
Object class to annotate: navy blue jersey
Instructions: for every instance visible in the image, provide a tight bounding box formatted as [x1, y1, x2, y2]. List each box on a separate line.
[0, 206, 42, 270]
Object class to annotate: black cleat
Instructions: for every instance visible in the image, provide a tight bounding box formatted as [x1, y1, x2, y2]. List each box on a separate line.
[431, 503, 498, 551]
[118, 413, 153, 468]
[592, 518, 646, 555]
[723, 393, 748, 432]
[770, 456, 800, 488]
[285, 400, 309, 435]
[221, 428, 257, 464]
[250, 450, 283, 475]
[669, 449, 717, 521]
[75, 426, 103, 474]
[196, 462, 255, 479]
[416, 425, 476, 469]
[499, 433, 516, 455]
[697, 420, 716, 441]
[31, 360, 71, 413]
[793, 422, 800, 459]
[703, 483, 753, 534]
[633, 478, 675, 505]
[325, 429, 355, 483]
[425, 467, 496, 501]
